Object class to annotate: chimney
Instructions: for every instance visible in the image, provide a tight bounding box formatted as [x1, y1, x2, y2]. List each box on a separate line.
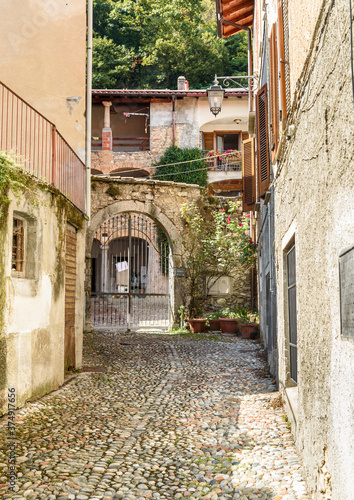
[177, 76, 189, 91]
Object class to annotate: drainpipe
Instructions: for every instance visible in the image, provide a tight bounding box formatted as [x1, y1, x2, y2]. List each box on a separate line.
[172, 95, 176, 146]
[86, 0, 93, 221]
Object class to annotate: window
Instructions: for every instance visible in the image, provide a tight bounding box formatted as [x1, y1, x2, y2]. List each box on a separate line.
[11, 212, 37, 279]
[286, 243, 297, 384]
[12, 218, 24, 272]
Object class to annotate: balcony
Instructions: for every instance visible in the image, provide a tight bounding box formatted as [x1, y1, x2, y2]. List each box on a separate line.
[0, 81, 85, 213]
[203, 150, 242, 185]
[92, 137, 150, 152]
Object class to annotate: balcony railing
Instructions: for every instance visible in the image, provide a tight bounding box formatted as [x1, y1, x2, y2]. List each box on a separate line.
[203, 150, 242, 172]
[0, 81, 85, 213]
[92, 137, 150, 152]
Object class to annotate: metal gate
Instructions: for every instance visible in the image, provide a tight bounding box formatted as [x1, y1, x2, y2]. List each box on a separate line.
[91, 213, 171, 330]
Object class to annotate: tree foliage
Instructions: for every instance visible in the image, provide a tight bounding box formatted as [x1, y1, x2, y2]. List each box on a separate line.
[92, 0, 249, 89]
[180, 200, 257, 318]
[152, 146, 208, 187]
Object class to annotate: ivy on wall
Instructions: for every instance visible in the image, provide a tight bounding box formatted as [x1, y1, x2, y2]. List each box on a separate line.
[152, 146, 208, 187]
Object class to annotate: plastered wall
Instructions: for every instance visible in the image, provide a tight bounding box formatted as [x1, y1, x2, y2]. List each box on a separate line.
[0, 0, 86, 159]
[274, 0, 354, 497]
[0, 187, 86, 415]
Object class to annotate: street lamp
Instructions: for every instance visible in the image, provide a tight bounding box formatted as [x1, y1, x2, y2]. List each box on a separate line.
[207, 76, 225, 117]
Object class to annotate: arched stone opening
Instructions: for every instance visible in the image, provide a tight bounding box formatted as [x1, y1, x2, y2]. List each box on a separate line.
[86, 200, 185, 332]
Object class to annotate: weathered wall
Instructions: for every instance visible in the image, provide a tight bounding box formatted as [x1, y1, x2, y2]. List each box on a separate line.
[92, 96, 249, 175]
[87, 178, 253, 328]
[0, 184, 86, 415]
[0, 0, 86, 159]
[275, 0, 354, 497]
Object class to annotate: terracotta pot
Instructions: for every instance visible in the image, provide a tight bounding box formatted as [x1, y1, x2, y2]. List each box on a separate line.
[219, 318, 239, 334]
[188, 319, 206, 333]
[208, 319, 221, 331]
[240, 323, 259, 339]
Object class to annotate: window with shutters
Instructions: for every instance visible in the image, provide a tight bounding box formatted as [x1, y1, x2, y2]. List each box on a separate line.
[269, 23, 279, 161]
[256, 84, 270, 197]
[242, 138, 255, 212]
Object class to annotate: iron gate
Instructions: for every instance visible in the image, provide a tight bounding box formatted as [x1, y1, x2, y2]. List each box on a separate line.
[91, 213, 171, 330]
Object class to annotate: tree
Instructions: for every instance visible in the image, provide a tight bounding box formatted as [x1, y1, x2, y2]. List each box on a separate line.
[92, 0, 248, 90]
[180, 200, 257, 318]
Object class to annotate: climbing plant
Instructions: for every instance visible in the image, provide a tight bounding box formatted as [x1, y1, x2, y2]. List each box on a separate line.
[152, 146, 208, 187]
[180, 199, 257, 318]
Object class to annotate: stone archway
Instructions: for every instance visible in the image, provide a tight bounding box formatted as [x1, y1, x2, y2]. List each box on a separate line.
[85, 177, 202, 331]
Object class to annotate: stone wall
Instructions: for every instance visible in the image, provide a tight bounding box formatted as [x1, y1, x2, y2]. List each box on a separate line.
[274, 0, 354, 497]
[0, 183, 86, 416]
[87, 178, 254, 327]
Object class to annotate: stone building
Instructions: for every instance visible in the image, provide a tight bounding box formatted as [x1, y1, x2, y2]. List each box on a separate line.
[0, 0, 87, 414]
[215, 0, 354, 497]
[91, 78, 249, 198]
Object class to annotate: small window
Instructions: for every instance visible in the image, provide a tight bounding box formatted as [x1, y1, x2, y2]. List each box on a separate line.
[11, 212, 37, 279]
[12, 218, 25, 272]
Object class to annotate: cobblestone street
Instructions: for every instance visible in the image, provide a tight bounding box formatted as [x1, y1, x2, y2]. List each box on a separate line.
[0, 332, 310, 500]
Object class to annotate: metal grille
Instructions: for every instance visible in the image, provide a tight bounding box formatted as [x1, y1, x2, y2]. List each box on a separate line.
[91, 213, 171, 330]
[282, 0, 291, 115]
[287, 245, 297, 384]
[12, 218, 24, 272]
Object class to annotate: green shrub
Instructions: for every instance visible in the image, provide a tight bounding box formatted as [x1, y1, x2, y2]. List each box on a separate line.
[152, 146, 208, 187]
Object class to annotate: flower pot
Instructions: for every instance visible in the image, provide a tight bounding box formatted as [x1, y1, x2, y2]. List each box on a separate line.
[240, 323, 259, 339]
[188, 319, 206, 333]
[209, 319, 221, 331]
[219, 318, 239, 334]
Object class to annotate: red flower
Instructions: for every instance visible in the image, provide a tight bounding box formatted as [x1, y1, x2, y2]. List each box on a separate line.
[228, 217, 231, 223]
[239, 223, 242, 227]
[222, 209, 225, 212]
[246, 214, 251, 218]
[250, 240, 253, 244]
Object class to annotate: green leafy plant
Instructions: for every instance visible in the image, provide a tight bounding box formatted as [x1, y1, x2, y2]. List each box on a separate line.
[178, 305, 187, 329]
[152, 146, 208, 187]
[180, 199, 257, 318]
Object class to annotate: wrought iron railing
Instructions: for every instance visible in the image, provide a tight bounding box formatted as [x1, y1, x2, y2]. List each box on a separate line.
[0, 81, 85, 212]
[203, 150, 242, 172]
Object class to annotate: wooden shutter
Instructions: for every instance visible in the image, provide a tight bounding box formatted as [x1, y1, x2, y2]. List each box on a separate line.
[203, 132, 213, 151]
[269, 23, 279, 161]
[65, 224, 77, 371]
[256, 84, 270, 197]
[278, 0, 291, 121]
[242, 137, 255, 212]
[278, 0, 288, 122]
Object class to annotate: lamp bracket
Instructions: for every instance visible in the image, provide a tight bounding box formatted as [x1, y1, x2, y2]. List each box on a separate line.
[216, 75, 259, 93]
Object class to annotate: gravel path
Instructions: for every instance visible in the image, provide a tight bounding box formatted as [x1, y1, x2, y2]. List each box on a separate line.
[0, 331, 310, 500]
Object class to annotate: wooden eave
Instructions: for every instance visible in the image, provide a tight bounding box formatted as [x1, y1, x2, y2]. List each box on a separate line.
[215, 0, 254, 37]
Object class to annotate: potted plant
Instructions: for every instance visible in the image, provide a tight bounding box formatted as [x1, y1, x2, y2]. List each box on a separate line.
[217, 308, 240, 335]
[187, 307, 207, 333]
[236, 308, 259, 339]
[205, 312, 221, 332]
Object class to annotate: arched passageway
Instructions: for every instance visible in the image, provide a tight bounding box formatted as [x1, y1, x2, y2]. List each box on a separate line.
[91, 213, 171, 330]
[85, 177, 202, 331]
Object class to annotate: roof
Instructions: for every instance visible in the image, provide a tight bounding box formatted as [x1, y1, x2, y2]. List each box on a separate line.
[215, 0, 254, 37]
[92, 88, 247, 100]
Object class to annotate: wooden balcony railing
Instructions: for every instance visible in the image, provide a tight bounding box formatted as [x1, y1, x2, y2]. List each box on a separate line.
[203, 150, 242, 172]
[0, 81, 85, 213]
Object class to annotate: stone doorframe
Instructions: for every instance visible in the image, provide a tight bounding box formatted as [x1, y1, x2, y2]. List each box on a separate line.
[85, 177, 202, 331]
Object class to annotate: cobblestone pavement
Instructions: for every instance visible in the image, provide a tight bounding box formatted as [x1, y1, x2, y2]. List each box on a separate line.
[0, 331, 310, 500]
